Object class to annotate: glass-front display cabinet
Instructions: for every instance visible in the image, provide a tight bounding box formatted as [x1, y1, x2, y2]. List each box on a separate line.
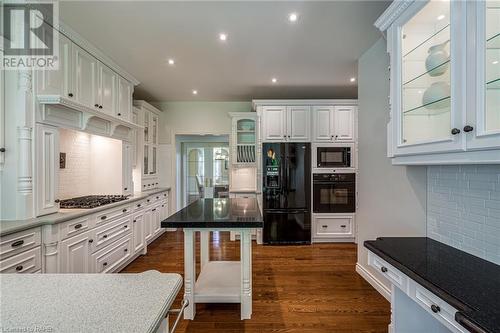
[376, 0, 500, 164]
[229, 113, 258, 165]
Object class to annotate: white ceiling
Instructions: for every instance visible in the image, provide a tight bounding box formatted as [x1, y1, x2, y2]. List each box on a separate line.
[60, 1, 390, 102]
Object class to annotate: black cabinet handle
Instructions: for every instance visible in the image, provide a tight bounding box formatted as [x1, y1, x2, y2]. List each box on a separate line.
[340, 225, 346, 228]
[95, 103, 99, 107]
[88, 239, 94, 243]
[103, 262, 108, 266]
[162, 205, 165, 208]
[124, 187, 128, 191]
[68, 93, 73, 97]
[156, 196, 159, 199]
[137, 204, 141, 207]
[463, 125, 474, 133]
[124, 248, 128, 252]
[98, 105, 103, 109]
[431, 304, 440, 313]
[451, 128, 461, 135]
[11, 240, 24, 248]
[122, 209, 127, 213]
[0, 148, 5, 152]
[147, 199, 150, 203]
[74, 224, 82, 229]
[117, 113, 121, 116]
[133, 220, 137, 223]
[101, 216, 107, 220]
[103, 234, 108, 239]
[164, 194, 167, 197]
[322, 225, 328, 228]
[381, 266, 388, 273]
[15, 265, 23, 271]
[54, 199, 60, 203]
[152, 208, 156, 212]
[124, 225, 128, 228]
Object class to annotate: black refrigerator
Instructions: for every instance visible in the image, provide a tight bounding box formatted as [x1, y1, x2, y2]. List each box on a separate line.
[262, 143, 311, 244]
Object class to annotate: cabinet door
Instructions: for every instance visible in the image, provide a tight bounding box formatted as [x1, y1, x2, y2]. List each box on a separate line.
[144, 210, 153, 242]
[60, 231, 93, 273]
[35, 124, 59, 216]
[467, 0, 500, 150]
[152, 205, 161, 236]
[97, 63, 117, 115]
[122, 143, 133, 195]
[313, 106, 334, 142]
[117, 77, 133, 121]
[36, 34, 72, 97]
[391, 0, 466, 155]
[133, 213, 145, 253]
[73, 45, 98, 109]
[262, 106, 286, 141]
[333, 106, 355, 142]
[287, 106, 311, 141]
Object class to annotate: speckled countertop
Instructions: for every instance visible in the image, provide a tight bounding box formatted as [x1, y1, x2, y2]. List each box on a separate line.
[0, 187, 170, 236]
[365, 237, 500, 333]
[0, 270, 182, 333]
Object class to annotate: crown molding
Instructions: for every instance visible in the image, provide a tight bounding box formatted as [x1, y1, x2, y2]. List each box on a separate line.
[133, 100, 163, 114]
[374, 0, 414, 32]
[252, 99, 358, 108]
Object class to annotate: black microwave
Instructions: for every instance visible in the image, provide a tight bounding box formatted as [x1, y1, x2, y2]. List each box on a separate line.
[316, 147, 351, 168]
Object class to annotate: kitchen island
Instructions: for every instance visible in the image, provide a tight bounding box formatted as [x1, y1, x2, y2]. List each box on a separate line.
[162, 198, 263, 320]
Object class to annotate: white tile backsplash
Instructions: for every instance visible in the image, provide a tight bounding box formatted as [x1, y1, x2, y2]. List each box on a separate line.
[427, 165, 500, 265]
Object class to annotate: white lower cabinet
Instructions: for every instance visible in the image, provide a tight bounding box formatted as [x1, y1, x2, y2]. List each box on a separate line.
[151, 204, 162, 236]
[0, 246, 42, 273]
[144, 208, 153, 243]
[60, 230, 94, 273]
[132, 212, 145, 254]
[91, 235, 132, 273]
[312, 215, 354, 242]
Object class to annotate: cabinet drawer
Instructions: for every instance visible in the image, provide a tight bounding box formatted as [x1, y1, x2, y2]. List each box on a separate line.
[0, 228, 41, 259]
[95, 204, 132, 225]
[314, 216, 353, 238]
[0, 246, 42, 273]
[150, 193, 162, 203]
[91, 235, 132, 273]
[368, 251, 408, 293]
[410, 281, 467, 333]
[133, 199, 148, 211]
[92, 216, 132, 252]
[58, 216, 94, 240]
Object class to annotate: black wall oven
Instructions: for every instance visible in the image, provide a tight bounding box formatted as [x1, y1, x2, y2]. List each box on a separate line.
[316, 146, 352, 168]
[313, 173, 355, 213]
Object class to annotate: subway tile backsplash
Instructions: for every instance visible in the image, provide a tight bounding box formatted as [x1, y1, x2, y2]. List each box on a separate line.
[427, 165, 500, 265]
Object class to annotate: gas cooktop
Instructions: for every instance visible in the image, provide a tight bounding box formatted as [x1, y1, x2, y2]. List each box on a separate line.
[59, 195, 129, 209]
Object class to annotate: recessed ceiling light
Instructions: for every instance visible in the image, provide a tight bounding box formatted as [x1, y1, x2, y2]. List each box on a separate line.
[192, 90, 198, 95]
[289, 12, 298, 22]
[493, 60, 499, 65]
[271, 78, 278, 83]
[168, 59, 175, 65]
[350, 77, 356, 83]
[219, 33, 227, 41]
[437, 14, 445, 20]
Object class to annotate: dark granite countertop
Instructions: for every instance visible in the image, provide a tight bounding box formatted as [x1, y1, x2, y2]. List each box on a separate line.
[162, 198, 263, 229]
[364, 237, 500, 333]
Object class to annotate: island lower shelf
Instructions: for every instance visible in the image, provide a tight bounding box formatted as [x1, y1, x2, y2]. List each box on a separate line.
[195, 261, 241, 303]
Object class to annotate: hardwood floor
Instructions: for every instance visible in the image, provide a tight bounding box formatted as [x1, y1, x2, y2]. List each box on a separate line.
[122, 230, 390, 332]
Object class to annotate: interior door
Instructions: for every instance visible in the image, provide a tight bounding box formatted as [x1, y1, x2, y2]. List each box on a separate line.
[287, 106, 311, 141]
[74, 46, 98, 109]
[36, 34, 72, 97]
[334, 106, 355, 142]
[313, 106, 334, 142]
[98, 63, 116, 115]
[262, 106, 286, 141]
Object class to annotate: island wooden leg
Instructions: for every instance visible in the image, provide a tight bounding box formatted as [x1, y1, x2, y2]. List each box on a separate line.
[200, 231, 210, 269]
[183, 229, 196, 320]
[240, 229, 252, 320]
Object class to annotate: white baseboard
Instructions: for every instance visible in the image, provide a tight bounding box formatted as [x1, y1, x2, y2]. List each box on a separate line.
[356, 263, 391, 301]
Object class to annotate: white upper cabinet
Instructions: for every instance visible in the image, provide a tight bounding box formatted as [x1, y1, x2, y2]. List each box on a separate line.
[312, 106, 334, 142]
[333, 106, 355, 142]
[97, 63, 117, 115]
[377, 0, 500, 164]
[262, 106, 287, 141]
[467, 0, 500, 150]
[312, 105, 356, 142]
[36, 34, 72, 97]
[288, 106, 311, 141]
[117, 77, 133, 121]
[35, 124, 59, 217]
[73, 45, 98, 110]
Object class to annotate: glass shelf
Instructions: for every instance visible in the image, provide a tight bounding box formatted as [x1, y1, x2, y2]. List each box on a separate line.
[403, 96, 451, 115]
[403, 60, 450, 87]
[487, 77, 500, 89]
[403, 25, 450, 61]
